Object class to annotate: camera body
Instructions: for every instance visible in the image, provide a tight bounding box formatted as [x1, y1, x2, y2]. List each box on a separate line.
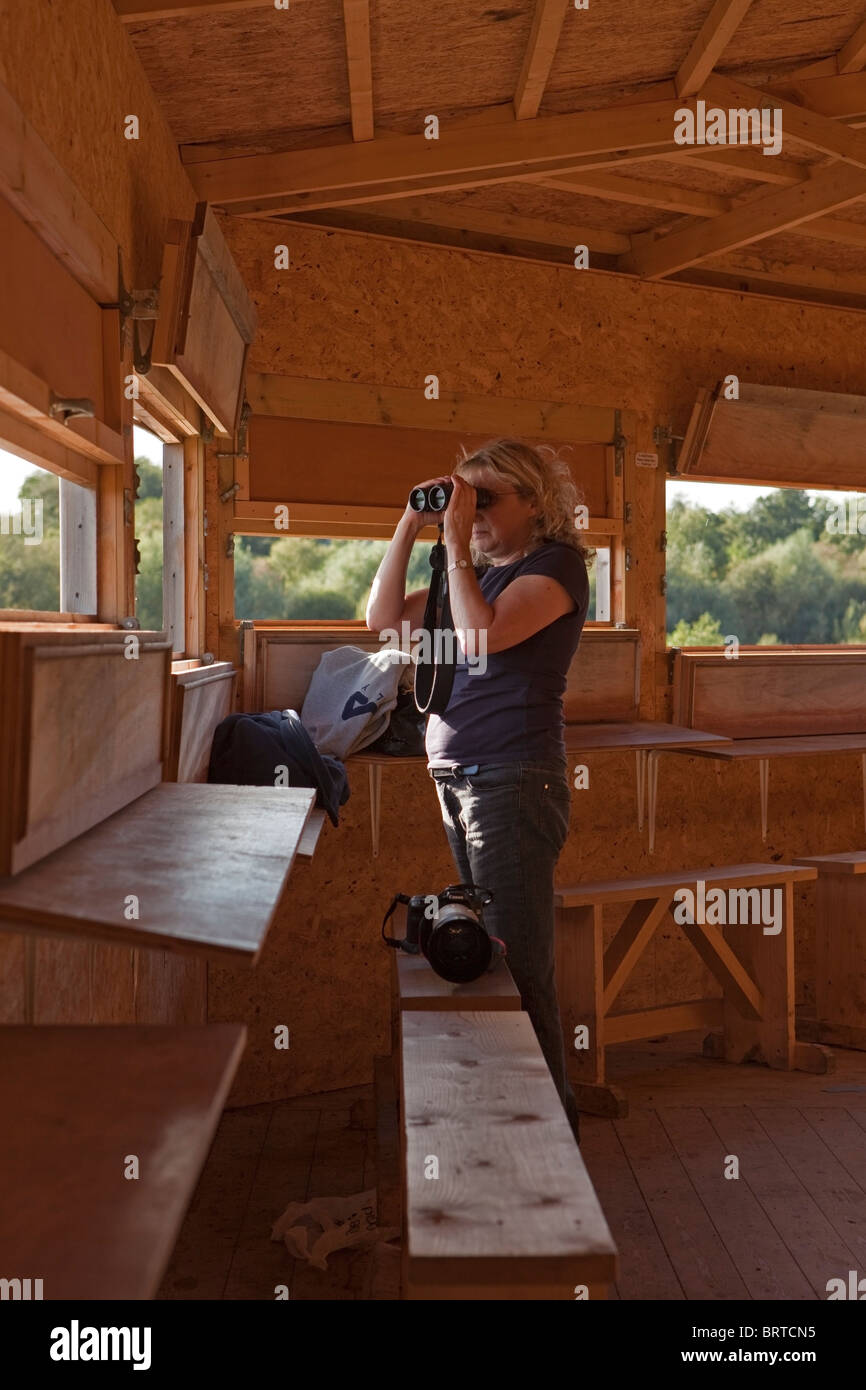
[385, 884, 504, 984]
[409, 481, 493, 514]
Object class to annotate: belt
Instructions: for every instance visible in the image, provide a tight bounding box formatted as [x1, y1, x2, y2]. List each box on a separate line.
[428, 763, 480, 781]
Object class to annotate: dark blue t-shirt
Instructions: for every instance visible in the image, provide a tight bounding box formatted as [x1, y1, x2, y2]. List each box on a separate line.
[425, 539, 589, 766]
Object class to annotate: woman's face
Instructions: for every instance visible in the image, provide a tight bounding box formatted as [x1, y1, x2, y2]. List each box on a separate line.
[458, 465, 538, 560]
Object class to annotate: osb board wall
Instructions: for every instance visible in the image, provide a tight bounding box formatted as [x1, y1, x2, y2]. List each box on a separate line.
[0, 0, 197, 285]
[205, 219, 866, 1104]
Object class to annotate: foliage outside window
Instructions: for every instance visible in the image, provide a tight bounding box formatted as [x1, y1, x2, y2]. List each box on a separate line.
[666, 489, 866, 646]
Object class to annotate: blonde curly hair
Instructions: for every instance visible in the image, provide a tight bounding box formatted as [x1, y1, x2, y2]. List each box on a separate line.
[453, 437, 594, 568]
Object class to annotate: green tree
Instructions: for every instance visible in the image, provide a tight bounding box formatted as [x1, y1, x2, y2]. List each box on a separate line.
[668, 612, 725, 646]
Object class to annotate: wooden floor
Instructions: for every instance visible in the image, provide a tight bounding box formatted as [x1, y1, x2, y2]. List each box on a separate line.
[160, 1032, 866, 1301]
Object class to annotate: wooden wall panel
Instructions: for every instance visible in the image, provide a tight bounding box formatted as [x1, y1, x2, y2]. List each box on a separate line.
[135, 950, 207, 1026]
[247, 415, 611, 516]
[673, 651, 866, 737]
[0, 197, 105, 413]
[0, 629, 172, 874]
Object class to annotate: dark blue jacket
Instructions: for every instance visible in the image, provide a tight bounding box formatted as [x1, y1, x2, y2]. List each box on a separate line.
[208, 709, 350, 826]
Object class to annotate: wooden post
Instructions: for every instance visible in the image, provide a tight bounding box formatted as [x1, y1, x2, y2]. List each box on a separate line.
[183, 433, 206, 656]
[162, 442, 185, 652]
[59, 478, 97, 614]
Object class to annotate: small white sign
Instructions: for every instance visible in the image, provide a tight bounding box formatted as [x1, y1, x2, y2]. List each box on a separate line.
[635, 451, 658, 468]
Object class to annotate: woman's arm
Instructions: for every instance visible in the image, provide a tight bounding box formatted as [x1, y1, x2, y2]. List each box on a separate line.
[365, 475, 452, 632]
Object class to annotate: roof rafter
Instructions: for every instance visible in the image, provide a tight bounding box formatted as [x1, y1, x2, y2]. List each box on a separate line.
[188, 96, 699, 210]
[621, 159, 866, 278]
[343, 0, 374, 142]
[676, 0, 757, 97]
[514, 0, 570, 120]
[114, 0, 273, 18]
[838, 14, 866, 73]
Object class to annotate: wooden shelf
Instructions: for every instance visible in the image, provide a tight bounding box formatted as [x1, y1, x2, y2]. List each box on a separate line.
[0, 784, 316, 963]
[0, 1023, 245, 1300]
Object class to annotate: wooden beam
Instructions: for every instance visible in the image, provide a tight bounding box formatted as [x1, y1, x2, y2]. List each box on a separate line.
[622, 159, 866, 278]
[839, 16, 866, 74]
[514, 0, 570, 121]
[188, 96, 697, 208]
[530, 170, 732, 217]
[343, 0, 374, 142]
[307, 196, 630, 253]
[0, 80, 116, 303]
[676, 0, 756, 97]
[704, 74, 866, 169]
[114, 0, 273, 19]
[246, 372, 620, 441]
[676, 144, 806, 184]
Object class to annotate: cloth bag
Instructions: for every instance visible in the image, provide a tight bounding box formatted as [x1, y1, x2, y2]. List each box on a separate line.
[300, 645, 407, 759]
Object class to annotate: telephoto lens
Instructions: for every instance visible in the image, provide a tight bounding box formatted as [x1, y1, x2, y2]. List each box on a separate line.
[409, 481, 493, 512]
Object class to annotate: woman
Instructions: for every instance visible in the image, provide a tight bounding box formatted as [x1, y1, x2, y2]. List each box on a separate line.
[366, 438, 590, 1141]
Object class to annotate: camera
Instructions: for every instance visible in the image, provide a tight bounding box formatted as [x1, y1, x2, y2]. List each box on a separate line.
[382, 884, 505, 983]
[409, 480, 493, 513]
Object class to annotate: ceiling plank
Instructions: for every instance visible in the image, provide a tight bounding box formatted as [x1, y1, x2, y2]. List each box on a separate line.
[343, 0, 374, 142]
[839, 16, 866, 74]
[621, 159, 866, 278]
[114, 0, 274, 18]
[676, 0, 756, 98]
[514, 0, 570, 120]
[188, 96, 696, 206]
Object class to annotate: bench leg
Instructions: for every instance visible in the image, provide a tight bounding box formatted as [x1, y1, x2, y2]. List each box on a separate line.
[368, 762, 382, 858]
[557, 904, 628, 1117]
[714, 881, 831, 1073]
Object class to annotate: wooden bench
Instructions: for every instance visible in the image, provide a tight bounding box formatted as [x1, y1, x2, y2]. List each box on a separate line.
[0, 784, 316, 963]
[555, 862, 832, 1118]
[794, 850, 866, 1051]
[400, 1010, 617, 1299]
[0, 1022, 245, 1299]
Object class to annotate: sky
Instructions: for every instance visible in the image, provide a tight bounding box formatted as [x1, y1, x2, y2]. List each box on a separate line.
[0, 436, 853, 515]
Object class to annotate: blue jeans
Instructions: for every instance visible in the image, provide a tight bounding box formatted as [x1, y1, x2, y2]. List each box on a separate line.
[432, 759, 580, 1142]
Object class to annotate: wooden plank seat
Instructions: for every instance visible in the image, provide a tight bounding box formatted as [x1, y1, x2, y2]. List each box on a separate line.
[296, 807, 326, 858]
[0, 784, 316, 963]
[794, 850, 866, 1052]
[555, 862, 832, 1119]
[0, 1022, 245, 1299]
[400, 1009, 617, 1299]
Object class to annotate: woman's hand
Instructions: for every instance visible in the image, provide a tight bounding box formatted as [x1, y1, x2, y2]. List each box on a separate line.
[443, 474, 477, 552]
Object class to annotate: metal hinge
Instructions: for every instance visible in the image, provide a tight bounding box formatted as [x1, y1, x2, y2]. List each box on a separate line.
[49, 395, 96, 423]
[625, 548, 633, 571]
[660, 529, 667, 551]
[624, 501, 633, 524]
[667, 648, 678, 683]
[613, 408, 626, 477]
[123, 488, 134, 527]
[219, 481, 241, 502]
[654, 424, 685, 475]
[133, 538, 141, 576]
[203, 510, 209, 537]
[107, 251, 160, 374]
[660, 573, 667, 595]
[200, 411, 215, 444]
[225, 533, 235, 558]
[203, 564, 209, 591]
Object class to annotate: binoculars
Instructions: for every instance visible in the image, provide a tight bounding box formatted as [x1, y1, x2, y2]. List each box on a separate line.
[409, 480, 493, 513]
